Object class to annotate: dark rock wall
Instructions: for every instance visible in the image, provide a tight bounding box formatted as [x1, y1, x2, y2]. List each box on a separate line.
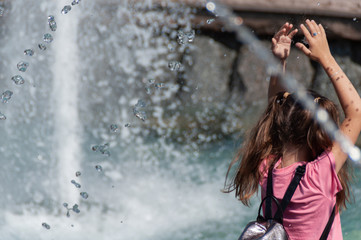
[175, 24, 361, 144]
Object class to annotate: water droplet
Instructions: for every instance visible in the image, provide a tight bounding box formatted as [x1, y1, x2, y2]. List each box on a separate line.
[71, 180, 81, 188]
[42, 222, 51, 229]
[75, 171, 81, 177]
[168, 61, 183, 71]
[61, 5, 72, 14]
[63, 203, 68, 208]
[317, 2, 320, 6]
[167, 43, 175, 52]
[296, 56, 300, 59]
[110, 124, 118, 132]
[0, 6, 4, 16]
[95, 165, 102, 172]
[24, 49, 34, 56]
[102, 150, 110, 157]
[349, 146, 361, 161]
[135, 99, 146, 108]
[177, 30, 195, 45]
[80, 192, 89, 199]
[92, 143, 110, 156]
[155, 83, 164, 89]
[185, 31, 195, 43]
[72, 204, 80, 213]
[1, 90, 13, 103]
[124, 123, 131, 127]
[48, 15, 57, 31]
[43, 33, 53, 43]
[133, 109, 147, 121]
[0, 112, 6, 120]
[145, 86, 152, 94]
[206, 2, 216, 12]
[38, 43, 47, 51]
[11, 75, 25, 85]
[207, 18, 215, 24]
[71, 0, 81, 5]
[17, 61, 29, 72]
[316, 109, 329, 123]
[353, 17, 357, 22]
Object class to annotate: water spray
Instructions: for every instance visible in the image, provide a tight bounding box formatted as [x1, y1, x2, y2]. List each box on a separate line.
[206, 1, 361, 164]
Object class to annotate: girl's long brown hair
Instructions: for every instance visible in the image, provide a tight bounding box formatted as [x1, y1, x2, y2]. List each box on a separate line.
[224, 90, 352, 210]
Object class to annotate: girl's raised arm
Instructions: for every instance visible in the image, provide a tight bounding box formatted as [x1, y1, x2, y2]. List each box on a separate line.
[296, 19, 361, 173]
[268, 23, 298, 102]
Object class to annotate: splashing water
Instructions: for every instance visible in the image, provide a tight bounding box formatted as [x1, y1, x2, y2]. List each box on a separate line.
[38, 43, 47, 50]
[168, 61, 183, 71]
[0, 6, 4, 16]
[177, 29, 195, 45]
[206, 1, 361, 163]
[92, 143, 110, 156]
[80, 192, 89, 199]
[71, 180, 81, 188]
[61, 5, 71, 14]
[24, 49, 34, 56]
[1, 0, 360, 240]
[72, 0, 81, 6]
[48, 15, 57, 31]
[110, 124, 118, 132]
[42, 222, 51, 230]
[0, 112, 6, 120]
[1, 90, 13, 103]
[43, 33, 53, 43]
[95, 165, 102, 172]
[207, 18, 215, 24]
[17, 61, 29, 72]
[11, 75, 25, 85]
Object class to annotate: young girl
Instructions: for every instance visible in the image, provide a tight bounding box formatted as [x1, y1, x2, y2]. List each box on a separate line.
[224, 20, 361, 239]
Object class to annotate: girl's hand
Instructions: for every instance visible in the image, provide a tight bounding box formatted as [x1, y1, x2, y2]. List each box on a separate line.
[295, 19, 332, 64]
[271, 22, 298, 61]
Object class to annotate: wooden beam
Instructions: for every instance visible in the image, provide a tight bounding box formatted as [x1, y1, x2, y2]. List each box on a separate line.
[161, 0, 361, 18]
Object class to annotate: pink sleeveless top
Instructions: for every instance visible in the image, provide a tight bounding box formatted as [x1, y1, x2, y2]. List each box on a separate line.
[259, 151, 343, 240]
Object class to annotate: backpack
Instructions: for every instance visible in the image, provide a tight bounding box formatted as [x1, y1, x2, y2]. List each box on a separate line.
[238, 164, 336, 240]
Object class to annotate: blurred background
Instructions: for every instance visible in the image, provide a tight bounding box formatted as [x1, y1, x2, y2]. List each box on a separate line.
[0, 0, 360, 239]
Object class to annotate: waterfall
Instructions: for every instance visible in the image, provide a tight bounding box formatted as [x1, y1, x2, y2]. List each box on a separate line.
[52, 0, 81, 203]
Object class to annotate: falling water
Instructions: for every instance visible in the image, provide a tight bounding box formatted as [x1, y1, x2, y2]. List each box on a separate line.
[0, 0, 360, 239]
[52, 0, 82, 204]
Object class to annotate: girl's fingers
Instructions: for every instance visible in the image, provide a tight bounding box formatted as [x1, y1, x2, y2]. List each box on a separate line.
[295, 42, 311, 57]
[300, 23, 312, 40]
[273, 22, 289, 38]
[311, 20, 321, 34]
[306, 19, 317, 36]
[274, 27, 286, 39]
[284, 24, 293, 35]
[319, 23, 326, 36]
[271, 38, 277, 46]
[288, 28, 298, 39]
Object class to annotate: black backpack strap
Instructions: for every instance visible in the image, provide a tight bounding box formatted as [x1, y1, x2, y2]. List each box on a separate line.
[319, 204, 336, 240]
[265, 163, 274, 219]
[273, 165, 306, 221]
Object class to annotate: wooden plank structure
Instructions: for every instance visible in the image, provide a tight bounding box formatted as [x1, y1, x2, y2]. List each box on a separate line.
[155, 0, 361, 40]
